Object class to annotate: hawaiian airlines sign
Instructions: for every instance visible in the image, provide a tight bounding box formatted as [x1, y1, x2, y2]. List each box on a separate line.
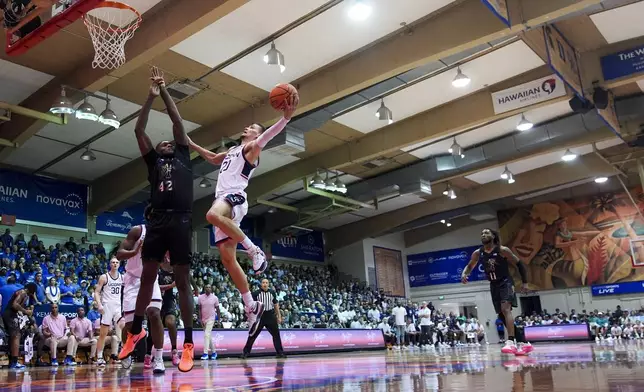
[491, 75, 566, 114]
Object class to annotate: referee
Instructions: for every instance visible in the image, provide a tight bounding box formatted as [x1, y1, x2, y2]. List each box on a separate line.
[241, 279, 286, 359]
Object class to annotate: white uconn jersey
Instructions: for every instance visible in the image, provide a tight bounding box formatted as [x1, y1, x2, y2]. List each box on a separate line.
[125, 225, 146, 278]
[101, 272, 123, 306]
[215, 145, 258, 198]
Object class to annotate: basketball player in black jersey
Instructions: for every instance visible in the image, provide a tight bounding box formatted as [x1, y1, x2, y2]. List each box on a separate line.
[119, 66, 196, 372]
[461, 228, 533, 355]
[2, 282, 36, 370]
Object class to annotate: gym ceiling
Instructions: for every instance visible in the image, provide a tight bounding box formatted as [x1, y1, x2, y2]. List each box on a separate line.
[1, 0, 644, 251]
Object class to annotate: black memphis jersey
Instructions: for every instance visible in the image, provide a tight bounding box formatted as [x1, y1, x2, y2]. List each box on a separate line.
[158, 267, 175, 303]
[144, 143, 193, 211]
[479, 246, 511, 282]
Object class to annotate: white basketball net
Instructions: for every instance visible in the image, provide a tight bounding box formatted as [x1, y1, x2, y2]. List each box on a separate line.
[83, 4, 141, 70]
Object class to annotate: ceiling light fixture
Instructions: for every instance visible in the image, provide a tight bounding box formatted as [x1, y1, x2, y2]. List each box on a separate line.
[75, 96, 99, 122]
[80, 147, 96, 161]
[443, 183, 457, 199]
[49, 87, 75, 114]
[595, 176, 608, 184]
[324, 172, 337, 192]
[99, 100, 120, 129]
[199, 178, 211, 188]
[348, 0, 372, 21]
[334, 177, 347, 194]
[516, 113, 534, 131]
[263, 41, 286, 73]
[507, 171, 515, 184]
[500, 166, 511, 180]
[440, 219, 446, 224]
[448, 138, 464, 158]
[561, 149, 578, 162]
[310, 171, 326, 190]
[375, 99, 393, 124]
[452, 67, 471, 88]
[446, 221, 452, 227]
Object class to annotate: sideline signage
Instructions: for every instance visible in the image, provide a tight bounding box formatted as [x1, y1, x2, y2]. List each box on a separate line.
[491, 75, 566, 114]
[600, 44, 644, 81]
[543, 25, 584, 99]
[0, 169, 87, 230]
[524, 324, 590, 342]
[407, 245, 484, 287]
[591, 281, 644, 296]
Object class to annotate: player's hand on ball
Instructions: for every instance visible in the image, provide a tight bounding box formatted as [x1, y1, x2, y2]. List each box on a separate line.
[283, 95, 298, 120]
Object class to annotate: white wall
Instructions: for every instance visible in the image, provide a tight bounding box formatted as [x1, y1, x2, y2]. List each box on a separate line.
[363, 232, 410, 297]
[406, 220, 498, 255]
[330, 240, 366, 282]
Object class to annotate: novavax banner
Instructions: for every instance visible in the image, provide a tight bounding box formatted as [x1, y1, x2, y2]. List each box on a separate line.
[0, 169, 87, 231]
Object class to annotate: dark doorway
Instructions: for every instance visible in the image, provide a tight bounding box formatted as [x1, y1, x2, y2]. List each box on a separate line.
[520, 296, 542, 316]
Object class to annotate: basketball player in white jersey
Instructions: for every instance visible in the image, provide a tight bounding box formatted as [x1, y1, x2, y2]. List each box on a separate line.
[188, 97, 297, 336]
[94, 257, 123, 367]
[116, 210, 166, 373]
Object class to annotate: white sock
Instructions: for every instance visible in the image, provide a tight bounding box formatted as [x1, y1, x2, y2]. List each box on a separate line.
[97, 351, 103, 359]
[154, 348, 163, 360]
[241, 237, 254, 251]
[242, 291, 253, 307]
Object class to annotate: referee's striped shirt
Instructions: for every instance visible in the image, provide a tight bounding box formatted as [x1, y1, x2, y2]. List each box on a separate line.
[254, 289, 278, 312]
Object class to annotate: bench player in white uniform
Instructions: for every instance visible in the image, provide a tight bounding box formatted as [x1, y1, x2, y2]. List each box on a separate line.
[94, 257, 123, 366]
[116, 215, 166, 373]
[188, 98, 297, 336]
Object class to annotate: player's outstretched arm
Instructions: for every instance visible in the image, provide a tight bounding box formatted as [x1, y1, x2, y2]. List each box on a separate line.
[461, 249, 480, 283]
[116, 226, 142, 260]
[244, 100, 297, 162]
[187, 136, 226, 165]
[135, 80, 157, 157]
[150, 66, 188, 146]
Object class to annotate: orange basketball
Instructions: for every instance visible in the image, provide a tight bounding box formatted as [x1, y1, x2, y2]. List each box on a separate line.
[269, 83, 299, 110]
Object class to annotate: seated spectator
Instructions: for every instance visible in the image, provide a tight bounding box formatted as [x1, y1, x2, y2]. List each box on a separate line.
[405, 317, 419, 348]
[45, 277, 60, 304]
[69, 307, 97, 362]
[41, 303, 76, 366]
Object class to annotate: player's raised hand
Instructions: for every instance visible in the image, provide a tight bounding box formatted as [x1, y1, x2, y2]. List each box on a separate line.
[283, 94, 298, 120]
[149, 66, 165, 96]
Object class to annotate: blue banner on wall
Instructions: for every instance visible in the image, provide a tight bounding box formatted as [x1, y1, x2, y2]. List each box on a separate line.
[271, 231, 325, 262]
[591, 281, 644, 297]
[601, 45, 644, 81]
[96, 203, 146, 236]
[208, 218, 262, 250]
[0, 169, 87, 230]
[407, 245, 485, 287]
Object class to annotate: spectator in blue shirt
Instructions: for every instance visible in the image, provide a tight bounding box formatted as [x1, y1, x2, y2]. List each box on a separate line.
[96, 242, 106, 256]
[60, 276, 76, 304]
[0, 229, 13, 249]
[0, 268, 7, 286]
[33, 272, 46, 304]
[87, 301, 101, 323]
[14, 234, 26, 250]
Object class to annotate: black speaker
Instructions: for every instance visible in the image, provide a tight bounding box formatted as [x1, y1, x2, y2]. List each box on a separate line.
[569, 95, 594, 114]
[593, 87, 609, 110]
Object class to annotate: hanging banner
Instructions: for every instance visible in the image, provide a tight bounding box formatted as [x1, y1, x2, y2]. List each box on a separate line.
[96, 203, 146, 236]
[208, 218, 262, 250]
[600, 44, 644, 81]
[271, 231, 325, 262]
[596, 89, 621, 136]
[543, 25, 584, 99]
[407, 245, 484, 287]
[492, 74, 566, 114]
[0, 169, 87, 231]
[480, 0, 510, 27]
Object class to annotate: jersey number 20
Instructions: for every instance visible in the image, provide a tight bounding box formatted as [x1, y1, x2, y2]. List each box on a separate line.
[159, 180, 173, 192]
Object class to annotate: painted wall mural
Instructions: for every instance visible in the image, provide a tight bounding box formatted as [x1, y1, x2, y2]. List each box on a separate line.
[498, 187, 644, 290]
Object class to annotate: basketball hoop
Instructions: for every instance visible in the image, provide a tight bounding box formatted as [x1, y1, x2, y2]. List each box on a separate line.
[83, 1, 141, 69]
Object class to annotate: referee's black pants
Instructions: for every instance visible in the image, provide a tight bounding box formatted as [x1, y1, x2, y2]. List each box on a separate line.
[243, 311, 284, 355]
